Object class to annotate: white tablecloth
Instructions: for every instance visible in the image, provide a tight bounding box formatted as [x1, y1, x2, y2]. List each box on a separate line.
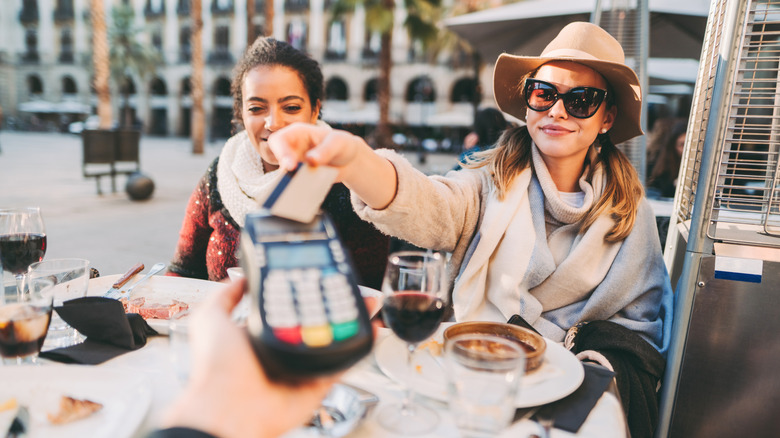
[92, 329, 627, 438]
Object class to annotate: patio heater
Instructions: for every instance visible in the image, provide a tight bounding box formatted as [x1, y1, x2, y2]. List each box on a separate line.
[657, 0, 780, 437]
[592, 0, 650, 184]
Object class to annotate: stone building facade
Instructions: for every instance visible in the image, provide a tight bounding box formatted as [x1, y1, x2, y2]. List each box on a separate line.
[0, 0, 485, 139]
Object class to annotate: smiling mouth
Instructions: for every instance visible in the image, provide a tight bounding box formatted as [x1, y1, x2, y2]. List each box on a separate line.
[541, 126, 572, 134]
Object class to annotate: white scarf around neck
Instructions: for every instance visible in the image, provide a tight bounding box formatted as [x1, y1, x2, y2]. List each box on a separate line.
[216, 131, 284, 227]
[452, 142, 622, 338]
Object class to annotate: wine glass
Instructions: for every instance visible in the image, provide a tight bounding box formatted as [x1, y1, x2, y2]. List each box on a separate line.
[28, 258, 90, 349]
[0, 207, 47, 298]
[377, 250, 447, 435]
[0, 275, 54, 365]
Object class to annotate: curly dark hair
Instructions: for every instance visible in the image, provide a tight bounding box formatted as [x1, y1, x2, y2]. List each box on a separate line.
[230, 37, 324, 130]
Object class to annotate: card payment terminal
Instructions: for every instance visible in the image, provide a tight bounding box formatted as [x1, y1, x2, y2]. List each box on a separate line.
[240, 210, 374, 382]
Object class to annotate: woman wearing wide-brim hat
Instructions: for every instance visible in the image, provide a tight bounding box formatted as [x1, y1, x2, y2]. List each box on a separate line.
[268, 21, 672, 433]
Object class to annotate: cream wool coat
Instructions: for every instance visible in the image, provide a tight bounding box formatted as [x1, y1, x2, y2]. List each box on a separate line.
[352, 149, 673, 352]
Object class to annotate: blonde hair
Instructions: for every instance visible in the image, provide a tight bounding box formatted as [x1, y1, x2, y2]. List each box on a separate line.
[464, 70, 644, 241]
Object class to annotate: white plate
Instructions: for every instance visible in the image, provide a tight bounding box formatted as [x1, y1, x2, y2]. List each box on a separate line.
[0, 365, 151, 438]
[374, 323, 584, 408]
[87, 275, 225, 334]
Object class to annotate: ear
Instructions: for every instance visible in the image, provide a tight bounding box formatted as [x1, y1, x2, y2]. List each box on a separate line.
[311, 100, 322, 122]
[601, 105, 617, 133]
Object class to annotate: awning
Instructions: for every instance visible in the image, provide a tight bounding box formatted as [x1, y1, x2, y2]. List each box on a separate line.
[321, 102, 379, 124]
[18, 100, 91, 114]
[444, 0, 709, 64]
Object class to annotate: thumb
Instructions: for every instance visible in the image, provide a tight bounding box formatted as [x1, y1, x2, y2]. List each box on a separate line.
[269, 123, 332, 171]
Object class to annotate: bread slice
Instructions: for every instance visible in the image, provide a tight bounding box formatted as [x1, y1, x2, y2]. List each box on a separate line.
[47, 396, 103, 425]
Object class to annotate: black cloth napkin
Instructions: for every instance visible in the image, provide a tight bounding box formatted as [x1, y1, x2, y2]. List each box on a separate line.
[39, 296, 158, 365]
[568, 320, 666, 438]
[530, 362, 616, 433]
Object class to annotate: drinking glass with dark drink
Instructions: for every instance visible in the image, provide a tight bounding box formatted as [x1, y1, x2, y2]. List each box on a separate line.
[0, 276, 53, 365]
[0, 207, 47, 298]
[378, 250, 446, 435]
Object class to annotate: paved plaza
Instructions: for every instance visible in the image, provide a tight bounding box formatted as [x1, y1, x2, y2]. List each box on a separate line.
[0, 131, 458, 280]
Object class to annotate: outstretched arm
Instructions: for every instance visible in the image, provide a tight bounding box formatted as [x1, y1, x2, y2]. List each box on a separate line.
[268, 123, 398, 210]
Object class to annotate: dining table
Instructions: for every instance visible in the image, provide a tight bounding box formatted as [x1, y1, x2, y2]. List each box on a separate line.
[6, 277, 629, 438]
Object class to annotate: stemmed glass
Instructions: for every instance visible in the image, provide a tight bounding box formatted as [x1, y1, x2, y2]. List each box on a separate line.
[0, 207, 47, 298]
[377, 250, 447, 435]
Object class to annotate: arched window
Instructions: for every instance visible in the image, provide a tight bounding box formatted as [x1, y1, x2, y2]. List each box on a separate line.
[325, 77, 348, 101]
[286, 19, 307, 51]
[150, 77, 168, 95]
[27, 74, 43, 95]
[59, 28, 74, 63]
[120, 77, 137, 95]
[364, 78, 378, 102]
[326, 20, 346, 60]
[405, 76, 436, 102]
[179, 26, 191, 62]
[451, 77, 478, 103]
[62, 75, 77, 94]
[214, 77, 231, 96]
[181, 77, 191, 96]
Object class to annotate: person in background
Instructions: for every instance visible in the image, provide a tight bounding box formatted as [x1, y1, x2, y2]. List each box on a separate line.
[454, 107, 508, 170]
[148, 279, 340, 438]
[646, 118, 687, 198]
[268, 22, 673, 437]
[0, 104, 4, 154]
[168, 37, 388, 288]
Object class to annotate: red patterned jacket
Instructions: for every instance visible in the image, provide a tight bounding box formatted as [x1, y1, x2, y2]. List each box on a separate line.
[169, 158, 390, 289]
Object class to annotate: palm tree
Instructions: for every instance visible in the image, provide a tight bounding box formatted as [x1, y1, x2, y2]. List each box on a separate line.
[90, 0, 112, 129]
[265, 0, 274, 36]
[247, 0, 255, 44]
[109, 4, 162, 129]
[330, 0, 442, 149]
[248, 0, 274, 44]
[191, 0, 205, 154]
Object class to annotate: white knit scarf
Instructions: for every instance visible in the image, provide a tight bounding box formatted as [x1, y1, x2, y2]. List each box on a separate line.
[452, 143, 622, 336]
[216, 131, 284, 227]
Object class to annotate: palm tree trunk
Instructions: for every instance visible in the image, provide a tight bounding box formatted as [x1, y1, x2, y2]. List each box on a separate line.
[91, 0, 112, 129]
[375, 0, 395, 149]
[247, 0, 256, 44]
[265, 0, 274, 36]
[191, 0, 205, 154]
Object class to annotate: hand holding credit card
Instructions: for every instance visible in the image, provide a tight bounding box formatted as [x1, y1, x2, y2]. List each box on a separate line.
[262, 162, 339, 223]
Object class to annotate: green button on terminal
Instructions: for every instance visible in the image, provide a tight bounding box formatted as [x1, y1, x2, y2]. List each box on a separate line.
[331, 320, 359, 341]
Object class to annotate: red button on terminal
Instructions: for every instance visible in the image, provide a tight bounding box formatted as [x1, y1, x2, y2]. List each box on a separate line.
[273, 327, 302, 344]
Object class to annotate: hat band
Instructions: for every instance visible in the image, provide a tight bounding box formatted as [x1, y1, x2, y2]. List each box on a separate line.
[541, 48, 624, 64]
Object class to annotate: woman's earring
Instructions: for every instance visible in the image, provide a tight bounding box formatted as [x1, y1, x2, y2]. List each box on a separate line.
[600, 128, 608, 134]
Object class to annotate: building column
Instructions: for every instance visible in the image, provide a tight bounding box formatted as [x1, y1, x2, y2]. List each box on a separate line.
[273, 0, 284, 41]
[309, 0, 324, 60]
[347, 5, 364, 64]
[233, 0, 248, 51]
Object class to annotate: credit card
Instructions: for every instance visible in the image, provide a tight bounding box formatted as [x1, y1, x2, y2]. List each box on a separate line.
[263, 162, 339, 223]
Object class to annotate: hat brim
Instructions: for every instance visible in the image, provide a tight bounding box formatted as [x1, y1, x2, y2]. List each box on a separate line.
[493, 54, 644, 145]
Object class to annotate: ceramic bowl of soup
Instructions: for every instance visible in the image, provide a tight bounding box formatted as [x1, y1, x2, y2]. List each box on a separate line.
[443, 321, 547, 372]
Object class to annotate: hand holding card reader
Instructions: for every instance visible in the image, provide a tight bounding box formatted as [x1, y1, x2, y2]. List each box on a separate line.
[241, 210, 374, 383]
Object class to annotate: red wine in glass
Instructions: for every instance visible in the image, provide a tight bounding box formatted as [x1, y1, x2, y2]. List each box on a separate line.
[377, 251, 447, 435]
[382, 292, 445, 344]
[0, 233, 47, 274]
[0, 207, 47, 295]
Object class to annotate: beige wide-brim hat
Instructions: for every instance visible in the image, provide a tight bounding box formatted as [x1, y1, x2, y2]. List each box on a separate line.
[493, 21, 643, 145]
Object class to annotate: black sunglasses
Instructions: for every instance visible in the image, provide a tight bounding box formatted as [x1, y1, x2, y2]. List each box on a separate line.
[524, 79, 608, 119]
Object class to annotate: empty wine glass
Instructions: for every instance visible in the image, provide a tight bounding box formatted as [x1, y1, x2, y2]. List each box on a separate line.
[377, 250, 447, 435]
[28, 258, 90, 349]
[0, 207, 47, 299]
